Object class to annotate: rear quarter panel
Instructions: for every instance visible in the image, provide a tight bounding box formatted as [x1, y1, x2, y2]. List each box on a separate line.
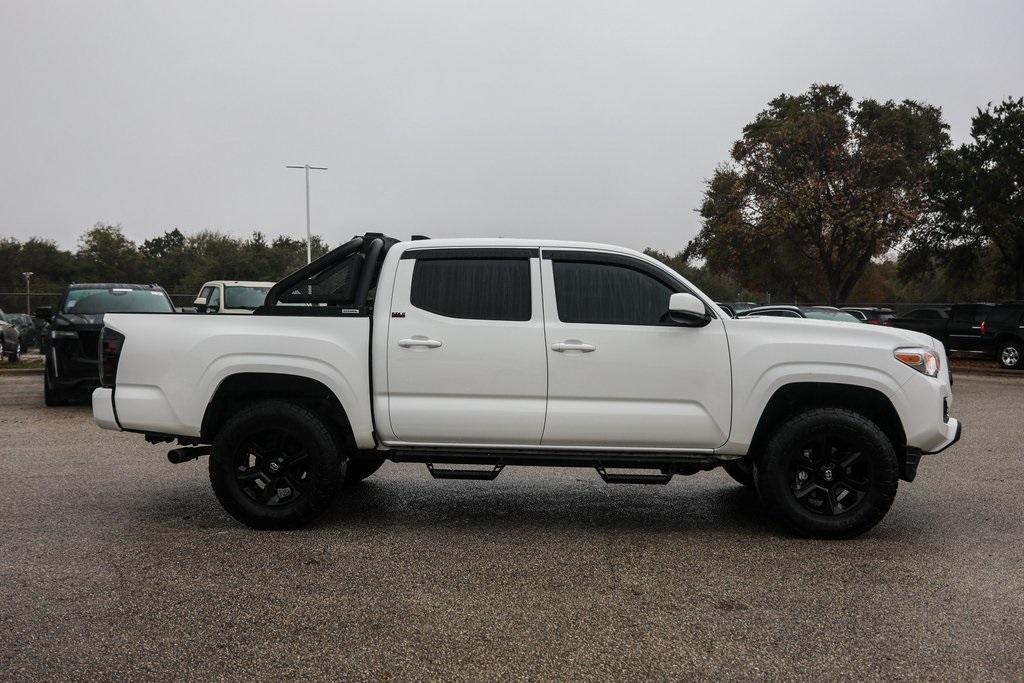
[104, 314, 374, 448]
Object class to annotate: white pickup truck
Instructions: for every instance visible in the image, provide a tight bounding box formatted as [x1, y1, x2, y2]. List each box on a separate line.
[93, 233, 960, 537]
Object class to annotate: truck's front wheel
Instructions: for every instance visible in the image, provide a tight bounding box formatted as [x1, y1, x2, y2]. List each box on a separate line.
[209, 400, 346, 529]
[754, 408, 899, 539]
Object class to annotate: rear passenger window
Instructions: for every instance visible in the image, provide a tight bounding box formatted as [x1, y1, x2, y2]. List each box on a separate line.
[411, 258, 531, 321]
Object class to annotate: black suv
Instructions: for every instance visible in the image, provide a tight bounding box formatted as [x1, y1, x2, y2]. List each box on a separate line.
[36, 283, 175, 405]
[981, 303, 1024, 369]
[885, 303, 993, 353]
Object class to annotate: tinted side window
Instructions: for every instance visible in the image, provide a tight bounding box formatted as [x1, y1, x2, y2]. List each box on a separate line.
[411, 258, 531, 321]
[552, 260, 673, 325]
[951, 306, 973, 323]
[988, 305, 1024, 326]
[907, 309, 940, 320]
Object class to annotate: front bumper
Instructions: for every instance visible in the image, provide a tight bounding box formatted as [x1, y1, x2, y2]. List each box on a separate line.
[922, 418, 961, 455]
[92, 387, 120, 431]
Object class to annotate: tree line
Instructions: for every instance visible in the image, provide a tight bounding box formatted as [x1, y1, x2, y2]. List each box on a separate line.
[0, 225, 331, 300]
[3, 84, 1021, 308]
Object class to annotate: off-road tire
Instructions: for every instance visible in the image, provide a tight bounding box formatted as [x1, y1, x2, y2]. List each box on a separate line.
[344, 457, 385, 485]
[7, 341, 21, 363]
[998, 340, 1022, 370]
[209, 400, 346, 529]
[722, 458, 755, 487]
[754, 408, 899, 539]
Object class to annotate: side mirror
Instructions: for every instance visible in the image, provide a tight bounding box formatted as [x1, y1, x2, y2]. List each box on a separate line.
[193, 297, 208, 313]
[668, 293, 711, 327]
[35, 306, 53, 322]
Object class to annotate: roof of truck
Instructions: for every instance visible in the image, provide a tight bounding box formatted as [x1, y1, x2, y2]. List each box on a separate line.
[395, 237, 648, 255]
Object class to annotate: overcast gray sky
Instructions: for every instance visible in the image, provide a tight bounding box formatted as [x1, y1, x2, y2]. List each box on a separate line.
[2, 0, 1022, 253]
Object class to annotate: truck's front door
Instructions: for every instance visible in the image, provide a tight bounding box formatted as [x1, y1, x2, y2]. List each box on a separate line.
[539, 250, 731, 450]
[385, 248, 548, 445]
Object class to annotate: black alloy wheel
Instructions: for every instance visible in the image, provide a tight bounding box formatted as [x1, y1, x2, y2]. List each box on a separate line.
[234, 428, 312, 507]
[787, 436, 871, 516]
[755, 408, 899, 539]
[209, 400, 345, 529]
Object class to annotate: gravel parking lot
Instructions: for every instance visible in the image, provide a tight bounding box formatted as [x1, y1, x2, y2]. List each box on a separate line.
[2, 373, 1022, 681]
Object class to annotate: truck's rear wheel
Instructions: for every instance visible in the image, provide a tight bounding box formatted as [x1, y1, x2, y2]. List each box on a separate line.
[754, 408, 898, 539]
[209, 400, 346, 529]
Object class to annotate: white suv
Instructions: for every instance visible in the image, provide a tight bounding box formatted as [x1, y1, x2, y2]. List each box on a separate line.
[194, 281, 275, 314]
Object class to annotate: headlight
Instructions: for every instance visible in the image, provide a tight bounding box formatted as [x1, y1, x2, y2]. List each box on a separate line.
[894, 346, 940, 377]
[51, 329, 78, 339]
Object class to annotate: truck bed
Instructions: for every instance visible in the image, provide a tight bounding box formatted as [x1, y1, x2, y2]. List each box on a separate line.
[99, 313, 374, 447]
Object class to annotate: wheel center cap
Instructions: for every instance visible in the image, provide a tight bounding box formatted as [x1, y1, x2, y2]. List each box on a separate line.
[268, 461, 281, 474]
[822, 467, 835, 482]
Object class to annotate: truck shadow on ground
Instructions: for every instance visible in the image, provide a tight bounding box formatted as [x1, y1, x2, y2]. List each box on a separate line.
[128, 471, 779, 536]
[310, 474, 778, 536]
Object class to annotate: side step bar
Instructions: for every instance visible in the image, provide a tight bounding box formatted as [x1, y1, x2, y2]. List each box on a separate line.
[426, 462, 505, 481]
[596, 466, 673, 485]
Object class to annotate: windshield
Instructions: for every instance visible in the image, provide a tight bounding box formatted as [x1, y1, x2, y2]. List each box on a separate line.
[804, 309, 861, 323]
[62, 288, 174, 314]
[224, 286, 271, 310]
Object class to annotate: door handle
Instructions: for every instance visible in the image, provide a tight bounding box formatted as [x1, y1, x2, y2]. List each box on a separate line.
[399, 337, 442, 349]
[551, 340, 596, 353]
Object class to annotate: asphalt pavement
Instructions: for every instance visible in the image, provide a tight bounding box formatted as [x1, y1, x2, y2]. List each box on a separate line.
[1, 373, 1022, 681]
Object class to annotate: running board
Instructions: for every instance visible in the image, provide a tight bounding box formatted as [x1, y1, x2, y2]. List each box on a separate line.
[426, 462, 505, 481]
[596, 466, 673, 485]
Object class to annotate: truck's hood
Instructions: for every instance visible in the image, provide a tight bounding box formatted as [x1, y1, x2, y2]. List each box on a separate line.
[729, 316, 938, 350]
[52, 312, 105, 328]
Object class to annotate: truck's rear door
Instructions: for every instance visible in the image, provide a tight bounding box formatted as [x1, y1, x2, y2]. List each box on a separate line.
[383, 248, 548, 445]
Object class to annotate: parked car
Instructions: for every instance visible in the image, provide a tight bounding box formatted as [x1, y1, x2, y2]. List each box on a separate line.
[884, 303, 993, 353]
[841, 307, 896, 325]
[738, 305, 862, 323]
[93, 233, 959, 539]
[715, 302, 736, 317]
[0, 311, 21, 362]
[37, 283, 176, 405]
[3, 312, 42, 349]
[194, 281, 275, 314]
[979, 302, 1024, 369]
[730, 301, 760, 314]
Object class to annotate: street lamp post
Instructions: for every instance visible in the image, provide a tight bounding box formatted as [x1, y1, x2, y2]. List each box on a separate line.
[22, 272, 33, 314]
[286, 164, 328, 264]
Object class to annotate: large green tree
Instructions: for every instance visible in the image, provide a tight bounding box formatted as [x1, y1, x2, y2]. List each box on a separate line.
[686, 84, 950, 304]
[904, 98, 1024, 298]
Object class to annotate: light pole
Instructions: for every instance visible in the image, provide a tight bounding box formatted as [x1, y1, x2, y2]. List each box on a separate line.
[286, 164, 328, 264]
[22, 272, 33, 314]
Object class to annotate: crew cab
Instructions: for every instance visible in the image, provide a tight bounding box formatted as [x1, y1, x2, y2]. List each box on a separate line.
[92, 234, 961, 538]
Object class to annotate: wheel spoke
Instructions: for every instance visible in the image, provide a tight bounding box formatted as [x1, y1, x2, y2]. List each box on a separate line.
[237, 468, 262, 482]
[840, 451, 862, 468]
[826, 487, 843, 515]
[794, 482, 823, 500]
[283, 474, 304, 495]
